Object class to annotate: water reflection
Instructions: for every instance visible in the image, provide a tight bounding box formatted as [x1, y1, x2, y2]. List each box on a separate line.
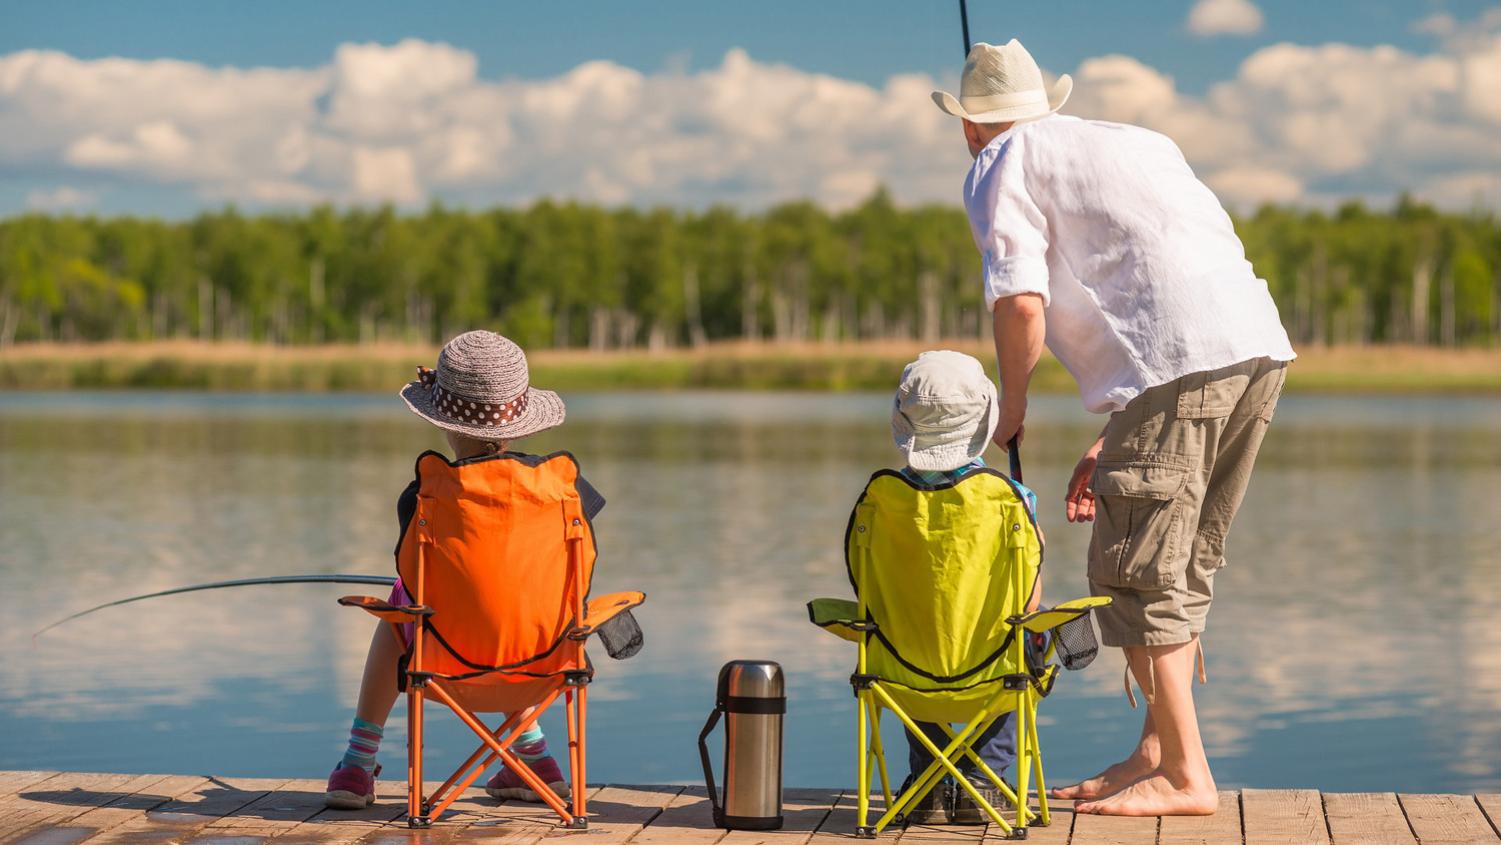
[1, 391, 1499, 792]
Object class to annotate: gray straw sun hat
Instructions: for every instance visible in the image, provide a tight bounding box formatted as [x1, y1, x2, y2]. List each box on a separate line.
[400, 330, 565, 441]
[892, 350, 1000, 473]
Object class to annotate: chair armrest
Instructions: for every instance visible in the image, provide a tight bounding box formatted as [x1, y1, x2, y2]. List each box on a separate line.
[337, 594, 435, 623]
[806, 598, 868, 644]
[1010, 596, 1111, 633]
[571, 591, 645, 638]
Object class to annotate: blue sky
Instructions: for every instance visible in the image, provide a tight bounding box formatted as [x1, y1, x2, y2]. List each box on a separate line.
[3, 0, 1500, 216]
[6, 0, 1486, 92]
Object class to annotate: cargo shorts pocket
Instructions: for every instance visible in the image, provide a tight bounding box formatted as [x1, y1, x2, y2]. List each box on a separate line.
[1088, 461, 1194, 590]
[1176, 368, 1247, 420]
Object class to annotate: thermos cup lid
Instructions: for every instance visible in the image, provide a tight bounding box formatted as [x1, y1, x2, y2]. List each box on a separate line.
[717, 660, 784, 700]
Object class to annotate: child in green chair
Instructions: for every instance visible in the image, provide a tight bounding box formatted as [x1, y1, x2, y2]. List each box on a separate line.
[891, 350, 1042, 825]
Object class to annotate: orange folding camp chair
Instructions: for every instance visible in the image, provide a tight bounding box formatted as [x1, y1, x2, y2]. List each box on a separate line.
[339, 450, 645, 829]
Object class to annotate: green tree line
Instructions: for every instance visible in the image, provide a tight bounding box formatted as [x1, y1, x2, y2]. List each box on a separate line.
[1, 191, 1497, 349]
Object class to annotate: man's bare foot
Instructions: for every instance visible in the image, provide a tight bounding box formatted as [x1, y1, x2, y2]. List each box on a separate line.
[1048, 751, 1157, 801]
[1074, 771, 1218, 816]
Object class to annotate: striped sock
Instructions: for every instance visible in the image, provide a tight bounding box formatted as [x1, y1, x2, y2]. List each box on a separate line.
[513, 726, 548, 762]
[341, 718, 384, 773]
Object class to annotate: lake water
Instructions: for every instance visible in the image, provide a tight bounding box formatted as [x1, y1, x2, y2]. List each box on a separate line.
[2, 390, 1500, 794]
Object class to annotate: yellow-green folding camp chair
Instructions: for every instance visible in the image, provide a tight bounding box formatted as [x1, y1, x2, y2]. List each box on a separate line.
[807, 466, 1108, 839]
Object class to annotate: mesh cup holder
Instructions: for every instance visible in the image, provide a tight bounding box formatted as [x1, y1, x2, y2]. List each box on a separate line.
[1055, 612, 1099, 670]
[597, 609, 644, 660]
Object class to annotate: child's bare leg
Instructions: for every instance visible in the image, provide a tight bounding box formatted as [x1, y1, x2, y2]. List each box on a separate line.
[327, 623, 405, 805]
[354, 623, 403, 727]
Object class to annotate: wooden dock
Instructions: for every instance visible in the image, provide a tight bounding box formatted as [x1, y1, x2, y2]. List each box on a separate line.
[2, 772, 1499, 845]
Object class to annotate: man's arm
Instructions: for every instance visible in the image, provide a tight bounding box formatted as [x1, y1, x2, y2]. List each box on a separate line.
[991, 292, 1046, 449]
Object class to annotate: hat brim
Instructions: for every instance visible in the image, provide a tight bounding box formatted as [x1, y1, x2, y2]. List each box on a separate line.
[400, 381, 566, 441]
[892, 388, 1002, 473]
[931, 73, 1072, 123]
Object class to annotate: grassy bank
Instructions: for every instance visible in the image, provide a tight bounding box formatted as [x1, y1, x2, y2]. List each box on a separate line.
[2, 341, 1499, 394]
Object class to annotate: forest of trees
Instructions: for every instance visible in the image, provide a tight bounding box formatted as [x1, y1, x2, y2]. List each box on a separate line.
[1, 191, 1497, 350]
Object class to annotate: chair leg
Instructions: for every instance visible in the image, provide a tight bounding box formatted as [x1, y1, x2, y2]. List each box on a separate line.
[428, 710, 525, 810]
[869, 706, 894, 808]
[421, 682, 573, 824]
[856, 692, 874, 838]
[1028, 696, 1049, 827]
[407, 686, 428, 827]
[869, 685, 1012, 837]
[935, 721, 1022, 808]
[1013, 692, 1032, 830]
[572, 685, 589, 825]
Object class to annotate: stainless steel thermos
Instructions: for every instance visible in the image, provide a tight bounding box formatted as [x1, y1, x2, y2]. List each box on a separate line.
[698, 660, 785, 830]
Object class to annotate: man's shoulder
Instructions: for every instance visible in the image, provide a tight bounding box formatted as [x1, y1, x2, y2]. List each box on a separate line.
[1025, 114, 1183, 159]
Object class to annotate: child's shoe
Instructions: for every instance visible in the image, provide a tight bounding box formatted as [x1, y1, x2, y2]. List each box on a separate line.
[324, 762, 379, 809]
[899, 775, 952, 825]
[485, 756, 571, 802]
[949, 777, 1003, 825]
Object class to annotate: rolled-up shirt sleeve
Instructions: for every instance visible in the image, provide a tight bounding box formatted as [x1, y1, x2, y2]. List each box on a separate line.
[963, 135, 1050, 310]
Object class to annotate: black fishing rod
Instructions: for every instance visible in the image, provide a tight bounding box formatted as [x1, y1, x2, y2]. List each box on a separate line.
[958, 0, 972, 55]
[33, 573, 398, 640]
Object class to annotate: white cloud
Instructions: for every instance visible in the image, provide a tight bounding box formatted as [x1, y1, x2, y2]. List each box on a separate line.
[1186, 0, 1265, 36]
[3, 18, 1501, 213]
[25, 186, 98, 211]
[1071, 9, 1501, 210]
[0, 43, 963, 211]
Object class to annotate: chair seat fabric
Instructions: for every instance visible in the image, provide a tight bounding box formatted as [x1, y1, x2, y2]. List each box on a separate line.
[846, 470, 1041, 721]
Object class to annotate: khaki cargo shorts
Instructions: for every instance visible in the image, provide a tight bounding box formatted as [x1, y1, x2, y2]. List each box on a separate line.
[1088, 357, 1288, 648]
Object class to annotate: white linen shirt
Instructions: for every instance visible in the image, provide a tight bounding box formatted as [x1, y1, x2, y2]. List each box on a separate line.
[965, 114, 1295, 413]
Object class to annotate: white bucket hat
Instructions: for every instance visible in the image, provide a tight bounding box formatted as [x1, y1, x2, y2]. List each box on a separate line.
[891, 350, 1000, 473]
[932, 39, 1072, 124]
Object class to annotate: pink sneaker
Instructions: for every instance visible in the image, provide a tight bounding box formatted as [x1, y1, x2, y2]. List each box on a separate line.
[485, 756, 571, 802]
[325, 762, 379, 810]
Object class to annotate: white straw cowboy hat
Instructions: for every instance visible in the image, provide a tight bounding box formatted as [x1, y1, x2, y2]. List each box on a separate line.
[400, 330, 565, 441]
[932, 39, 1072, 123]
[892, 350, 1000, 473]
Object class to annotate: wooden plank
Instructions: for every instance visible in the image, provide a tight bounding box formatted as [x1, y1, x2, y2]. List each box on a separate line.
[1243, 789, 1328, 845]
[1005, 803, 1075, 845]
[277, 775, 414, 840]
[973, 794, 1073, 845]
[1158, 791, 1241, 845]
[721, 788, 842, 845]
[1479, 795, 1501, 840]
[0, 773, 60, 800]
[0, 773, 171, 843]
[631, 787, 728, 845]
[806, 792, 884, 844]
[898, 821, 987, 845]
[1068, 811, 1158, 845]
[10, 777, 211, 844]
[437, 786, 597, 836]
[78, 777, 290, 845]
[198, 779, 329, 836]
[540, 785, 683, 845]
[1322, 793, 1415, 845]
[1397, 794, 1501, 844]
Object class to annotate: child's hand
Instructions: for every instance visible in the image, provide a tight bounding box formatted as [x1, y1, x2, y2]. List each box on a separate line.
[1065, 436, 1104, 523]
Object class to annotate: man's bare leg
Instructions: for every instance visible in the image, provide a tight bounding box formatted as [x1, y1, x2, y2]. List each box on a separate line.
[1076, 637, 1217, 816]
[1049, 708, 1159, 800]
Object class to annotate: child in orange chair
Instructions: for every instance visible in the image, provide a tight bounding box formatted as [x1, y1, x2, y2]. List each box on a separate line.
[325, 330, 604, 811]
